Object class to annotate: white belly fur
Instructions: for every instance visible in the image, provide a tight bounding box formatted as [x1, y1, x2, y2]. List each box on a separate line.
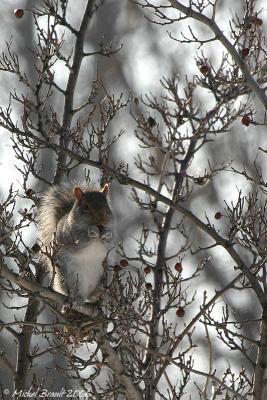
[65, 239, 106, 299]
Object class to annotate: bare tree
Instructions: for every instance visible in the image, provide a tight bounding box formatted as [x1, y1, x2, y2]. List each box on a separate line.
[1, 0, 267, 399]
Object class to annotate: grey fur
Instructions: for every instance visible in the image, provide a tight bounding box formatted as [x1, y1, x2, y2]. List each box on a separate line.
[38, 183, 114, 302]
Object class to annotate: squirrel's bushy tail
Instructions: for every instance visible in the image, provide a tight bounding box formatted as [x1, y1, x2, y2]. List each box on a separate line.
[38, 185, 76, 245]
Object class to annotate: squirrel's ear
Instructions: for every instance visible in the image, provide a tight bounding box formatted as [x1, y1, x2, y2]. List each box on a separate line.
[73, 187, 84, 201]
[101, 183, 109, 197]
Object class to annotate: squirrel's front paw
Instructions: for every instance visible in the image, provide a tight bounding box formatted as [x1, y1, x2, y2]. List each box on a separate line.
[88, 226, 100, 239]
[100, 228, 113, 241]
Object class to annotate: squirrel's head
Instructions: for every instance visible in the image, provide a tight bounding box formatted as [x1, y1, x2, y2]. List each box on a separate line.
[72, 184, 112, 225]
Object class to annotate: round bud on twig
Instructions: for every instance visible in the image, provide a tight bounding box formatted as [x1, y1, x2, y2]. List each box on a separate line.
[14, 9, 24, 19]
[194, 176, 209, 186]
[176, 307, 185, 317]
[251, 16, 263, 26]
[241, 115, 251, 126]
[199, 65, 210, 75]
[148, 116, 156, 128]
[175, 262, 183, 272]
[144, 266, 151, 274]
[31, 243, 41, 253]
[113, 264, 122, 272]
[26, 188, 34, 198]
[120, 259, 128, 268]
[241, 48, 250, 58]
[214, 212, 222, 220]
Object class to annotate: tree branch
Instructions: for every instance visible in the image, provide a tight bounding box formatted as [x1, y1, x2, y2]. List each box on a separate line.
[253, 305, 267, 400]
[168, 0, 267, 109]
[54, 0, 96, 183]
[0, 262, 142, 399]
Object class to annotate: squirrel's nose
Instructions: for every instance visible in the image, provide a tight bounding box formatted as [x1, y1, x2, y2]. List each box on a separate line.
[97, 225, 104, 233]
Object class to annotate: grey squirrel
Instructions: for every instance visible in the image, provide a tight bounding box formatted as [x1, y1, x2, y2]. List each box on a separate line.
[38, 183, 114, 308]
